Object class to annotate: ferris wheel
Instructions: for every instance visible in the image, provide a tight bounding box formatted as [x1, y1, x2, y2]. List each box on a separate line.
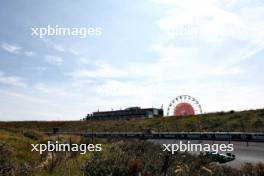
[167, 95, 202, 116]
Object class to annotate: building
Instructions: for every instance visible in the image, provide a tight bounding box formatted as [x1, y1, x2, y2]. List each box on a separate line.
[86, 107, 163, 120]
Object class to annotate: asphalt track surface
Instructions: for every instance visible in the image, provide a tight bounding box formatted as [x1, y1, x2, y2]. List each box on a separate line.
[151, 139, 264, 168]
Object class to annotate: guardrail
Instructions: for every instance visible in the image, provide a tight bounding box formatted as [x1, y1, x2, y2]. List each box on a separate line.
[43, 131, 264, 142]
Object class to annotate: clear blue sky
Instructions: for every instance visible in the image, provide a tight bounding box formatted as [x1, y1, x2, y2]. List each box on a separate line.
[0, 0, 264, 121]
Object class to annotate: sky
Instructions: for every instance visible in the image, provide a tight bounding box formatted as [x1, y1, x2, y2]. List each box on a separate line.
[0, 0, 264, 121]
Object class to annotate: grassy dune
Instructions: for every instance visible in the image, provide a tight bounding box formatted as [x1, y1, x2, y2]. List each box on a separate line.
[0, 129, 90, 176]
[1, 109, 264, 132]
[0, 109, 264, 175]
[1, 129, 264, 176]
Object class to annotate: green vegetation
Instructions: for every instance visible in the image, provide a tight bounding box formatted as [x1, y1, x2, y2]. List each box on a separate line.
[1, 109, 264, 132]
[0, 129, 263, 176]
[0, 109, 264, 175]
[82, 140, 264, 176]
[0, 129, 91, 176]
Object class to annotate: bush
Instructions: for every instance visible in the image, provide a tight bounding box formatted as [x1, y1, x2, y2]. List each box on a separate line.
[23, 130, 43, 140]
[81, 140, 214, 176]
[0, 142, 14, 175]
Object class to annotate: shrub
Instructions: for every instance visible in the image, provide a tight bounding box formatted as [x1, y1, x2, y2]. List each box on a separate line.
[0, 142, 14, 175]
